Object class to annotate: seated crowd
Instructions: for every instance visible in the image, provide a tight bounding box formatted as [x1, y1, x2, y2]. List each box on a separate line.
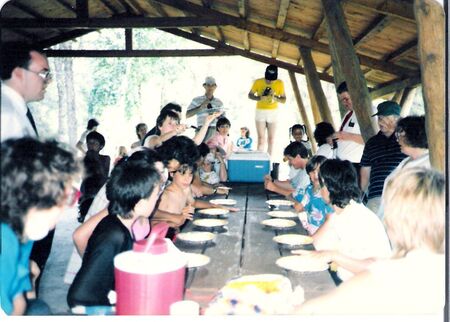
[0, 83, 443, 316]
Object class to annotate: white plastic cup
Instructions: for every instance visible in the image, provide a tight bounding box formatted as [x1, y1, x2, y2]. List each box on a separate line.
[169, 300, 200, 315]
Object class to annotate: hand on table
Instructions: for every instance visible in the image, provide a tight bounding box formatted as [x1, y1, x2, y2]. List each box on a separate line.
[181, 205, 195, 221]
[291, 249, 334, 264]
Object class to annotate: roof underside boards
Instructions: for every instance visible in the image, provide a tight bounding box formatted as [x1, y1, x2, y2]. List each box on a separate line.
[0, 0, 421, 92]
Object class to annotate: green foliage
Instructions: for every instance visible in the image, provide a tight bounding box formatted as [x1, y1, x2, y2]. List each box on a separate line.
[86, 29, 188, 119]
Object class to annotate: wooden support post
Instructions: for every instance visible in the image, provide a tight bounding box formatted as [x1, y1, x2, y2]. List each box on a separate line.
[391, 89, 405, 104]
[306, 83, 323, 124]
[288, 71, 317, 154]
[321, 0, 378, 143]
[299, 46, 335, 128]
[324, 22, 346, 119]
[125, 28, 132, 51]
[399, 86, 417, 117]
[414, 0, 445, 172]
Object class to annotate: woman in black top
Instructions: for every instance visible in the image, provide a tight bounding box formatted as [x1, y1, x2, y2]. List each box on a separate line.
[67, 158, 161, 309]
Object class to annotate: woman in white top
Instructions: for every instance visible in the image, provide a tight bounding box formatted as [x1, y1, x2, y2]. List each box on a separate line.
[296, 167, 445, 315]
[310, 159, 391, 281]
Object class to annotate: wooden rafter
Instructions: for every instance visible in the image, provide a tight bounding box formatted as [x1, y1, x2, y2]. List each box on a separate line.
[348, 0, 415, 23]
[123, 0, 147, 15]
[238, 0, 247, 19]
[152, 0, 417, 77]
[98, 0, 119, 15]
[10, 2, 43, 18]
[162, 28, 334, 83]
[311, 15, 326, 40]
[353, 15, 393, 48]
[8, 28, 35, 40]
[201, 0, 225, 44]
[35, 29, 97, 49]
[271, 0, 290, 58]
[53, 0, 77, 14]
[0, 17, 231, 29]
[384, 39, 418, 62]
[369, 75, 421, 99]
[243, 30, 250, 50]
[43, 49, 237, 57]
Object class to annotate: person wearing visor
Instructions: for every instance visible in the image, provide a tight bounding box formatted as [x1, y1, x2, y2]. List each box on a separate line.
[187, 76, 225, 142]
[248, 64, 286, 156]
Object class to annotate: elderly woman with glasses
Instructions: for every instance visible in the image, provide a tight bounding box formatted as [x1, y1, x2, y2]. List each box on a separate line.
[296, 167, 445, 314]
[377, 115, 430, 219]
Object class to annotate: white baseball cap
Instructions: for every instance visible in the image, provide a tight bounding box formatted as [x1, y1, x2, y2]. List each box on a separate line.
[204, 76, 216, 86]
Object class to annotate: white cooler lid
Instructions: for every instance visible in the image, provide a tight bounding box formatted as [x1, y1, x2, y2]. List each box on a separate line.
[229, 151, 270, 161]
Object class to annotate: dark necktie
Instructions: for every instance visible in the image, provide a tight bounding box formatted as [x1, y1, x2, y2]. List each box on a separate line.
[26, 107, 39, 136]
[339, 111, 353, 132]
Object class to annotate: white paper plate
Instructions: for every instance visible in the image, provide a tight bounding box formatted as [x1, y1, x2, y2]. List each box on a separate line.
[273, 234, 313, 246]
[193, 218, 228, 228]
[198, 208, 230, 216]
[261, 218, 296, 229]
[177, 231, 215, 243]
[209, 199, 237, 206]
[265, 199, 294, 207]
[267, 210, 298, 218]
[217, 186, 232, 190]
[276, 255, 329, 272]
[183, 253, 210, 268]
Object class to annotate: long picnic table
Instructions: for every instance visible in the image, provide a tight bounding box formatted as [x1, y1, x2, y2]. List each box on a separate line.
[174, 182, 336, 309]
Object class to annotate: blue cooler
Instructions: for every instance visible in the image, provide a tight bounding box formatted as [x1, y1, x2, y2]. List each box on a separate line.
[227, 152, 270, 182]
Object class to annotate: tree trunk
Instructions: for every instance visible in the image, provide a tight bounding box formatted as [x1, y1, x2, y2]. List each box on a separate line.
[414, 0, 445, 172]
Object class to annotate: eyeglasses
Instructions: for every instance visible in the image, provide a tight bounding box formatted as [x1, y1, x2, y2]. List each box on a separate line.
[25, 68, 52, 83]
[395, 130, 406, 141]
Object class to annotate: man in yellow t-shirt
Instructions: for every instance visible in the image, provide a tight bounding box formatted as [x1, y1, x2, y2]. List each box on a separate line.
[248, 65, 286, 156]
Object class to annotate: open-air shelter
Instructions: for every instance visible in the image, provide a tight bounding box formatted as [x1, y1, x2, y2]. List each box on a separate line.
[0, 0, 445, 170]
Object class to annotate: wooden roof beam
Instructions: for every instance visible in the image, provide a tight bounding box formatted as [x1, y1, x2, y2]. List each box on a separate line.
[384, 39, 418, 62]
[369, 75, 421, 99]
[238, 0, 248, 19]
[347, 0, 415, 23]
[35, 29, 97, 49]
[353, 15, 393, 48]
[243, 30, 250, 50]
[201, 0, 225, 44]
[10, 2, 44, 18]
[152, 0, 418, 77]
[53, 0, 77, 15]
[122, 0, 147, 15]
[98, 0, 120, 15]
[161, 28, 334, 83]
[43, 48, 237, 57]
[312, 15, 327, 41]
[0, 17, 231, 29]
[271, 0, 290, 58]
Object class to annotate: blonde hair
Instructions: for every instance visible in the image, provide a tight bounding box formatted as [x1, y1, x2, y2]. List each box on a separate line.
[383, 167, 445, 257]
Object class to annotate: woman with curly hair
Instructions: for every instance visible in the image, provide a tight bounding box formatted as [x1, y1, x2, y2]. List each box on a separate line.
[1, 138, 80, 315]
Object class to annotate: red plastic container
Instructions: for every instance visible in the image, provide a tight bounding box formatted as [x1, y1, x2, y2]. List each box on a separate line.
[114, 223, 187, 315]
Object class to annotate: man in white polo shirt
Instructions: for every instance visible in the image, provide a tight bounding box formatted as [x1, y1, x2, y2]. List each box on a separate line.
[333, 82, 365, 175]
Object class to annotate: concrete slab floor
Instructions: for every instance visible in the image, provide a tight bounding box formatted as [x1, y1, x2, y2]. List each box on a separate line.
[39, 206, 79, 315]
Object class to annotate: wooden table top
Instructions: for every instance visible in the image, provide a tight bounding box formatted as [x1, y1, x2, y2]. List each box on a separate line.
[174, 183, 336, 309]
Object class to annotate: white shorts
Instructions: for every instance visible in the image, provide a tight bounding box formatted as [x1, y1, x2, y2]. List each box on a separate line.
[255, 108, 279, 123]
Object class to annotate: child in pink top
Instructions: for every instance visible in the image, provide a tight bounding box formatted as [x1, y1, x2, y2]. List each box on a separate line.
[206, 117, 236, 159]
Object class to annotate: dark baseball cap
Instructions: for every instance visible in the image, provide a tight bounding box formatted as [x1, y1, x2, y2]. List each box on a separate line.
[265, 65, 278, 81]
[372, 101, 401, 117]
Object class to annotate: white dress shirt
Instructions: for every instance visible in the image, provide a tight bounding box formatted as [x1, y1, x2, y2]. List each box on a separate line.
[1, 82, 37, 141]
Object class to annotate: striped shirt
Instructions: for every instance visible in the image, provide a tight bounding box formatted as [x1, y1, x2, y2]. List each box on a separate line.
[360, 132, 406, 199]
